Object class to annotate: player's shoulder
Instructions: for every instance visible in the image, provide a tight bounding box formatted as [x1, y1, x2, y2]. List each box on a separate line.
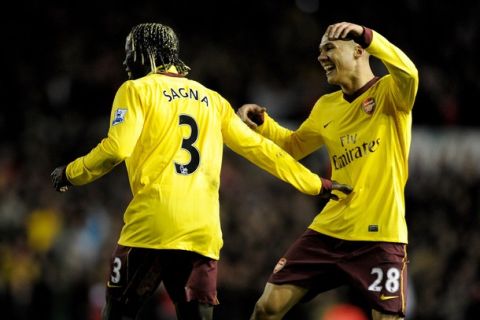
[118, 77, 149, 92]
[375, 74, 391, 84]
[114, 79, 139, 97]
[315, 89, 343, 105]
[188, 78, 223, 96]
[368, 74, 395, 94]
[188, 79, 230, 105]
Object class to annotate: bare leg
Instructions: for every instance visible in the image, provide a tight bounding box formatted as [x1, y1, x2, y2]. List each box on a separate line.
[102, 298, 137, 320]
[176, 301, 213, 320]
[372, 309, 404, 320]
[250, 283, 308, 320]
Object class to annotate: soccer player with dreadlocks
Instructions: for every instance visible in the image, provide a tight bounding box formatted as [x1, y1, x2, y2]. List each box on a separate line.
[51, 23, 352, 320]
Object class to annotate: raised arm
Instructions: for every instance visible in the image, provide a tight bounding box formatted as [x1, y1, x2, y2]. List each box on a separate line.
[326, 22, 418, 111]
[226, 102, 351, 198]
[236, 104, 323, 160]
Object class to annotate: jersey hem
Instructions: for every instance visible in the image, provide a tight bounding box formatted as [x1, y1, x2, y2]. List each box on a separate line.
[117, 241, 220, 260]
[307, 226, 408, 244]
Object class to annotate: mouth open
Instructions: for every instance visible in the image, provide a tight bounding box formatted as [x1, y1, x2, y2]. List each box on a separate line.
[323, 64, 336, 75]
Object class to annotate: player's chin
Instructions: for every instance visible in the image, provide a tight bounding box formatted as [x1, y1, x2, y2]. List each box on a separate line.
[325, 75, 338, 85]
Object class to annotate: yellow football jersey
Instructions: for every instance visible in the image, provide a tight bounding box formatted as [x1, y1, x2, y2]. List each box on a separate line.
[66, 69, 322, 259]
[257, 30, 418, 243]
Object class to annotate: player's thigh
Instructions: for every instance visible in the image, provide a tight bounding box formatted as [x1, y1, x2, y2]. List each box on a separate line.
[342, 243, 407, 317]
[255, 282, 308, 316]
[162, 251, 219, 306]
[267, 229, 349, 301]
[372, 309, 404, 320]
[105, 245, 163, 308]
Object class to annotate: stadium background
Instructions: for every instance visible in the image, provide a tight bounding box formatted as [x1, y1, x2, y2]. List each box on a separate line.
[1, 0, 479, 319]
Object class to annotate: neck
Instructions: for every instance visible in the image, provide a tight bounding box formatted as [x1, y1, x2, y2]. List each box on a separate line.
[341, 70, 375, 95]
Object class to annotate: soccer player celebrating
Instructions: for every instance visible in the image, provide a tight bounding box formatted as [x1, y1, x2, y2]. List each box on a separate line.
[51, 23, 352, 320]
[237, 22, 418, 320]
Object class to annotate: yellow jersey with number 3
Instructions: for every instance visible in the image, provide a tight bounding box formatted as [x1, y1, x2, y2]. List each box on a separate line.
[65, 70, 322, 259]
[257, 30, 418, 243]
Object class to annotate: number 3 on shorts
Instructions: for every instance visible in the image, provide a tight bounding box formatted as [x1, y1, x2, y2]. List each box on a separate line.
[368, 267, 400, 293]
[111, 257, 122, 284]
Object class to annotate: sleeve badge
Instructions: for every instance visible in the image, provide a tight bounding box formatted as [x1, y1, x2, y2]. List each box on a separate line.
[112, 108, 127, 126]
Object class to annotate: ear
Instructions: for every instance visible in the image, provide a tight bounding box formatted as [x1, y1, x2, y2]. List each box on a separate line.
[353, 44, 364, 59]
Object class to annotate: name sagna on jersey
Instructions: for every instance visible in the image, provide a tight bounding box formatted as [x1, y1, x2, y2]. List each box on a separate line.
[163, 87, 209, 107]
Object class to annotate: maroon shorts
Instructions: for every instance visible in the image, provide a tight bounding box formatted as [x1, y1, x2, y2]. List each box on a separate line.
[105, 245, 219, 309]
[269, 229, 408, 316]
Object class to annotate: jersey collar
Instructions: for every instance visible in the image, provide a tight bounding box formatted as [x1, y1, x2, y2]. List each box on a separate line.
[343, 76, 380, 103]
[150, 65, 186, 78]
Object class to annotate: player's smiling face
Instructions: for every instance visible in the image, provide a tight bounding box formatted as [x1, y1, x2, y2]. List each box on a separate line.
[318, 35, 357, 86]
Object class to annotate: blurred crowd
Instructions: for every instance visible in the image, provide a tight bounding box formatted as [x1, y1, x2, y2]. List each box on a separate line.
[1, 1, 480, 319]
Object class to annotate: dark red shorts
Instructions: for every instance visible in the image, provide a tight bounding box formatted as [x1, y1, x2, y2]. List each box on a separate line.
[105, 245, 219, 309]
[269, 229, 408, 316]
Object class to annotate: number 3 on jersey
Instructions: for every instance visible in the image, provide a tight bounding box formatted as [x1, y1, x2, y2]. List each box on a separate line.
[175, 114, 200, 175]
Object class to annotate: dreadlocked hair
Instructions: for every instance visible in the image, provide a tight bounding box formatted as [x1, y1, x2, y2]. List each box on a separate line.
[129, 23, 190, 75]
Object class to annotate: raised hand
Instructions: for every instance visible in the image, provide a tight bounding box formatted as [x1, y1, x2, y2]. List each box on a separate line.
[236, 104, 267, 129]
[324, 22, 364, 40]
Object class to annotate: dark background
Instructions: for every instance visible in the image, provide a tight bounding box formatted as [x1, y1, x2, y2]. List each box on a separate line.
[1, 1, 479, 319]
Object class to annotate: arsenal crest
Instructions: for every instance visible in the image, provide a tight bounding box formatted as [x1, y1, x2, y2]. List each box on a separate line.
[361, 97, 376, 115]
